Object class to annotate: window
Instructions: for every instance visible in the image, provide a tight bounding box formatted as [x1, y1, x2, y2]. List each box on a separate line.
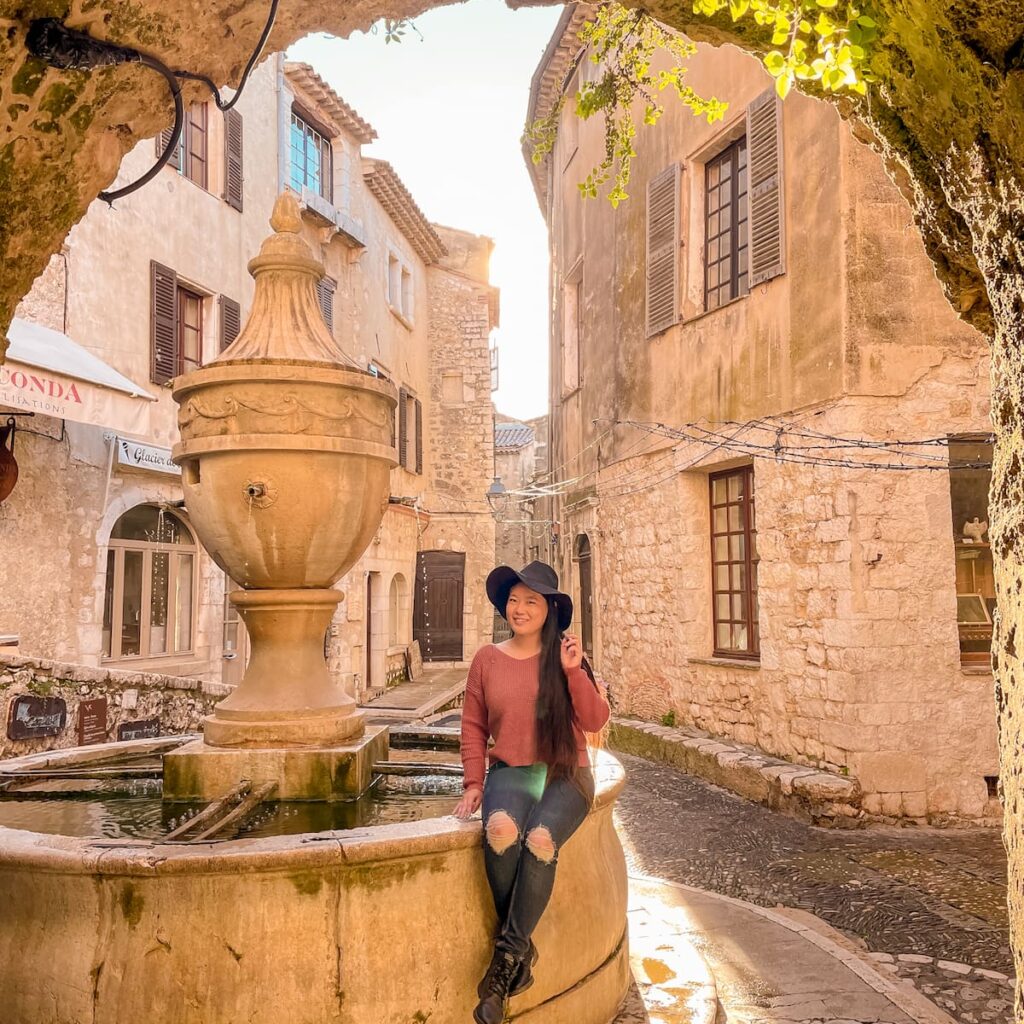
[388, 253, 413, 323]
[646, 164, 680, 336]
[289, 109, 332, 202]
[704, 138, 749, 311]
[397, 388, 423, 474]
[102, 506, 197, 662]
[949, 437, 994, 665]
[316, 276, 336, 335]
[562, 273, 582, 395]
[710, 466, 759, 658]
[177, 286, 203, 374]
[150, 262, 210, 385]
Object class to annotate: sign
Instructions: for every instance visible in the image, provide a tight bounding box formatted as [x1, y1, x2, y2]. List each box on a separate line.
[77, 697, 108, 745]
[116, 437, 179, 476]
[7, 695, 67, 741]
[0, 365, 83, 419]
[117, 718, 160, 741]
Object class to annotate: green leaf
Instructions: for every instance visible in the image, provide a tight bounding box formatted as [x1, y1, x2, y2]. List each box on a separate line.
[729, 0, 750, 18]
[764, 50, 787, 75]
[816, 0, 838, 7]
[775, 71, 793, 98]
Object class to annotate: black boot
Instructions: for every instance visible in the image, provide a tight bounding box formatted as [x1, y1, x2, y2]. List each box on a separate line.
[510, 941, 538, 997]
[478, 941, 537, 999]
[473, 951, 522, 1024]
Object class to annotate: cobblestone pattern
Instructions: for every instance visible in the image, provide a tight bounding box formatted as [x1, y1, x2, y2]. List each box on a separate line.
[613, 753, 1014, 1023]
[870, 952, 1013, 1023]
[0, 654, 228, 757]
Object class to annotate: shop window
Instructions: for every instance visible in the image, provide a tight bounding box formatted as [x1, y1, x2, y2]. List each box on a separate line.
[949, 437, 994, 665]
[102, 505, 197, 663]
[710, 465, 759, 659]
[704, 137, 749, 312]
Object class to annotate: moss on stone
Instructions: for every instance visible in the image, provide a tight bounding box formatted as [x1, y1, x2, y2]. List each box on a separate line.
[288, 871, 324, 897]
[12, 58, 46, 98]
[118, 882, 144, 928]
[26, 678, 55, 696]
[39, 82, 79, 120]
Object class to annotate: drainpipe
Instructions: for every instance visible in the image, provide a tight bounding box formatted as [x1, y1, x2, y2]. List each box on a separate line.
[100, 432, 116, 512]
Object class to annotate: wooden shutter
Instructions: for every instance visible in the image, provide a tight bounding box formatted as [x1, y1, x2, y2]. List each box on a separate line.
[150, 261, 178, 385]
[219, 295, 241, 351]
[223, 108, 244, 211]
[746, 90, 786, 286]
[398, 387, 409, 469]
[645, 163, 681, 337]
[414, 398, 423, 475]
[316, 277, 336, 334]
[156, 126, 181, 171]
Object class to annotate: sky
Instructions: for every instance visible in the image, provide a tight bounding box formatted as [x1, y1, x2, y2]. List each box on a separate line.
[288, 0, 564, 421]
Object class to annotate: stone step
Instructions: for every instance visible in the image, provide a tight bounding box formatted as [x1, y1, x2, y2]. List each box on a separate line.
[609, 716, 863, 827]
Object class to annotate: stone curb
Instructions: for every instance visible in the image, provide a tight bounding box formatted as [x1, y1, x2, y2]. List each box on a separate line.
[629, 874, 960, 1024]
[609, 717, 864, 827]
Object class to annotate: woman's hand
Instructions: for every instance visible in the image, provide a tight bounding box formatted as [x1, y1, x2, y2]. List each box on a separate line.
[560, 633, 584, 672]
[453, 786, 483, 819]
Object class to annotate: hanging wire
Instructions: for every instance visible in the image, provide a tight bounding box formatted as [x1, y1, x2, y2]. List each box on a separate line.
[25, 0, 278, 204]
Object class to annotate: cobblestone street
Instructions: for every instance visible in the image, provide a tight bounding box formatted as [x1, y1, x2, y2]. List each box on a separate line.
[613, 753, 1014, 1023]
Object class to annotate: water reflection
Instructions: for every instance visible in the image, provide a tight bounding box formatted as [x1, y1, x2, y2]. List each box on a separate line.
[0, 774, 459, 841]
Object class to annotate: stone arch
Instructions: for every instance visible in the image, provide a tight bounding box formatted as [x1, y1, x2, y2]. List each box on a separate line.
[388, 572, 409, 646]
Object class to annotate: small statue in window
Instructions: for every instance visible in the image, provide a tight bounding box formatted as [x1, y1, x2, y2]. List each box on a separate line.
[962, 517, 989, 544]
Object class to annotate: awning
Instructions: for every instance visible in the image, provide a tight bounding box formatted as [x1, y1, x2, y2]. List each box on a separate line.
[1, 317, 156, 435]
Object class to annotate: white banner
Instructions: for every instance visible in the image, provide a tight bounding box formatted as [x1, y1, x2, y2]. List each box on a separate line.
[116, 436, 179, 476]
[0, 361, 152, 437]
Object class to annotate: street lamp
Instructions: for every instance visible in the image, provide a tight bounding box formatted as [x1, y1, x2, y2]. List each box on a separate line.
[486, 476, 509, 518]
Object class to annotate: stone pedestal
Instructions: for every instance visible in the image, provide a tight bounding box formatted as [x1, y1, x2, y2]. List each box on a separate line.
[203, 588, 364, 748]
[162, 725, 389, 802]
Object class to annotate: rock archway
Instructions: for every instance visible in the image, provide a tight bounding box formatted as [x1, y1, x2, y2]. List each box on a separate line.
[4, 0, 1024, 1004]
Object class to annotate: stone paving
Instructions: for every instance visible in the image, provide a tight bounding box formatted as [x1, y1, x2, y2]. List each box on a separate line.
[612, 753, 1014, 1023]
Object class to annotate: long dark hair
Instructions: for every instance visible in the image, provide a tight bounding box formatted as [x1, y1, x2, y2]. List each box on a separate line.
[534, 597, 582, 784]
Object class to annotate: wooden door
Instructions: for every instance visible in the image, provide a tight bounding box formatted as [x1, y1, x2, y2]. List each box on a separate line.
[414, 551, 465, 662]
[577, 535, 594, 656]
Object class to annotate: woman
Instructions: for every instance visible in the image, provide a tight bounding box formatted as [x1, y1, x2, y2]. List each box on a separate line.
[454, 560, 610, 1024]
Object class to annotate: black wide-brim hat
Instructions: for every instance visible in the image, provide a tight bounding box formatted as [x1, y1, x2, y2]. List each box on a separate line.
[486, 560, 573, 632]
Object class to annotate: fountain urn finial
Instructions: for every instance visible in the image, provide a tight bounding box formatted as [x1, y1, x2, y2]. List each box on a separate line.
[169, 193, 397, 755]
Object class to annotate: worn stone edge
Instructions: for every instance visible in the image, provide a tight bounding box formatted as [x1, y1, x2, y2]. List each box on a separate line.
[629, 875, 960, 1024]
[609, 716, 865, 828]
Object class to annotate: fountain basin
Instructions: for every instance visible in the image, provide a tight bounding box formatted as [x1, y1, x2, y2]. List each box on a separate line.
[0, 749, 629, 1024]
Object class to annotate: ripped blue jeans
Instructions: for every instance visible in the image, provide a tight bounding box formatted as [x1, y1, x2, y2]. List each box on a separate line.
[481, 760, 595, 959]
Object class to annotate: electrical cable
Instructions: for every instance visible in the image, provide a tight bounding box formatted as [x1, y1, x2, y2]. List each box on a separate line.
[25, 0, 278, 204]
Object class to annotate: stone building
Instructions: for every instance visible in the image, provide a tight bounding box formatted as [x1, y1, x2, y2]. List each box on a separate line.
[527, 8, 997, 822]
[0, 55, 495, 698]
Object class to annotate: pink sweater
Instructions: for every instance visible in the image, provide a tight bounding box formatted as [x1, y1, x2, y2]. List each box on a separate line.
[460, 645, 611, 791]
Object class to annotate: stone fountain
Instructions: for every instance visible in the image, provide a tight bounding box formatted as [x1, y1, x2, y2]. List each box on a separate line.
[163, 192, 394, 801]
[0, 196, 630, 1024]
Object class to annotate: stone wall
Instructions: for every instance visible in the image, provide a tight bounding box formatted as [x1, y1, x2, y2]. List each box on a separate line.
[578, 379, 1000, 824]
[424, 227, 497, 662]
[0, 654, 229, 758]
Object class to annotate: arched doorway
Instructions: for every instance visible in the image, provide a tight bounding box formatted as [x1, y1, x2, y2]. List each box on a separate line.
[102, 504, 197, 662]
[575, 534, 593, 657]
